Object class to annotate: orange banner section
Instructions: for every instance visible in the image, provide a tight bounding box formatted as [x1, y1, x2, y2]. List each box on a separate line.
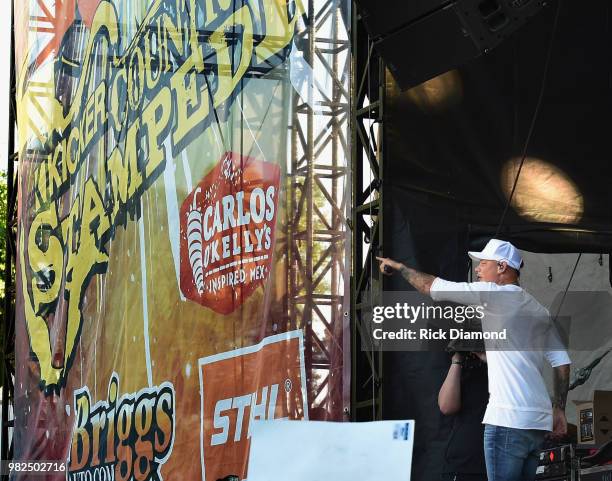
[199, 331, 307, 481]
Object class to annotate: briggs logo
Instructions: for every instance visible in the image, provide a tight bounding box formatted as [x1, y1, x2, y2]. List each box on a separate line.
[179, 152, 280, 314]
[198, 331, 308, 481]
[68, 374, 175, 481]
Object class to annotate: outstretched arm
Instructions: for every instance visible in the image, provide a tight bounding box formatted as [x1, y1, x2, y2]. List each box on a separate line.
[376, 257, 436, 295]
[551, 364, 570, 438]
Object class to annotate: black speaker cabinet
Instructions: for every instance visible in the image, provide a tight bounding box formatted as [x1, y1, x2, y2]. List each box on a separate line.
[355, 0, 551, 90]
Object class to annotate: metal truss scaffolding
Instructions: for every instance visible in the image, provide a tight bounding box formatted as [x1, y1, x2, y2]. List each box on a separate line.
[350, 7, 385, 421]
[287, 0, 351, 420]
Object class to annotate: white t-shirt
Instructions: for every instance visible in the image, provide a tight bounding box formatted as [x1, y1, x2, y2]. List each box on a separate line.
[430, 278, 571, 431]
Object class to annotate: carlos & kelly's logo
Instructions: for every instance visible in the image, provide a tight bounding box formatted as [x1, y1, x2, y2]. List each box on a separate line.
[179, 152, 280, 314]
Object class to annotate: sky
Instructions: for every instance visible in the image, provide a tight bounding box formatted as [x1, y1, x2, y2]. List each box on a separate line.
[0, 5, 11, 172]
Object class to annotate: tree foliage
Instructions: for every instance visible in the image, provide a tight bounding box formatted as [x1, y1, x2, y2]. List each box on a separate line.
[0, 170, 6, 299]
[0, 170, 8, 386]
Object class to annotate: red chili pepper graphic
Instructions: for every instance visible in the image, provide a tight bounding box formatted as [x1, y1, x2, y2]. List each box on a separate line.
[187, 187, 205, 294]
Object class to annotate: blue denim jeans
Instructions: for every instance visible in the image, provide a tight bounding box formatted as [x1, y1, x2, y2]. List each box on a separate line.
[484, 424, 547, 481]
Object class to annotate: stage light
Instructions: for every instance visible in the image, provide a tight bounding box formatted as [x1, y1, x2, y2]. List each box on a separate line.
[404, 70, 463, 112]
[501, 157, 584, 224]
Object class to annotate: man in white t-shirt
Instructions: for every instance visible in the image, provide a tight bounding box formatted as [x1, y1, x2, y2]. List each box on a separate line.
[377, 239, 571, 481]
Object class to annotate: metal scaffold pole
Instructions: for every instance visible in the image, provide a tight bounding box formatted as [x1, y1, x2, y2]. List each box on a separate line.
[2, 0, 17, 475]
[350, 1, 385, 421]
[289, 0, 351, 420]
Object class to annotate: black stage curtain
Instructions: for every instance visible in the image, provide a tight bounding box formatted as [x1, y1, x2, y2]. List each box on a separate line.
[382, 189, 470, 481]
[381, 2, 612, 480]
[385, 0, 612, 253]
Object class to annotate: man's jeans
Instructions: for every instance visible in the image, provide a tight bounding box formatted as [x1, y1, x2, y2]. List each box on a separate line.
[484, 424, 547, 481]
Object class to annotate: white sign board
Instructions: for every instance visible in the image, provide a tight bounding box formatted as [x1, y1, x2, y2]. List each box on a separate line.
[247, 420, 415, 481]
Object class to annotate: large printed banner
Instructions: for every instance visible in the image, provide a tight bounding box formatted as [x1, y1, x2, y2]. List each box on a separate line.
[13, 0, 343, 479]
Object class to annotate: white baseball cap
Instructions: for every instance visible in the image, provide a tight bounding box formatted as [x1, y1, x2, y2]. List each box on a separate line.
[468, 239, 523, 271]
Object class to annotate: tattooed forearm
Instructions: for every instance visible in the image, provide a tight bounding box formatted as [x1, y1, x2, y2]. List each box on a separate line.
[399, 265, 436, 295]
[552, 364, 570, 409]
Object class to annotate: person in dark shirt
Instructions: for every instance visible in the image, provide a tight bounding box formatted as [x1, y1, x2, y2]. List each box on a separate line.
[439, 351, 489, 481]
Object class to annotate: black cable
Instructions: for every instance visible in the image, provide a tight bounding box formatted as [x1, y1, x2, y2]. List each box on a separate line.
[552, 253, 581, 323]
[494, 0, 562, 238]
